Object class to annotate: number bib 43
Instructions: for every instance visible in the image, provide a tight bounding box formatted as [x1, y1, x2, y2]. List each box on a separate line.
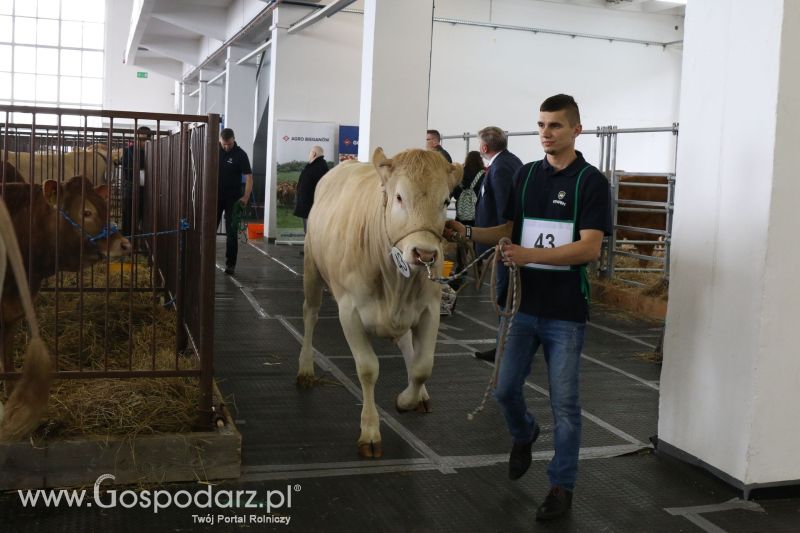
[520, 218, 574, 271]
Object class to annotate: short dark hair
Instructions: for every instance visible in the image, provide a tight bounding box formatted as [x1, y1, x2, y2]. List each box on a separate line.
[478, 126, 507, 153]
[220, 128, 235, 140]
[540, 94, 581, 126]
[426, 129, 441, 142]
[136, 126, 152, 137]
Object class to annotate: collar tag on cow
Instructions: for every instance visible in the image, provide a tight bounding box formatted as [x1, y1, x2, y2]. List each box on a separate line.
[390, 247, 411, 278]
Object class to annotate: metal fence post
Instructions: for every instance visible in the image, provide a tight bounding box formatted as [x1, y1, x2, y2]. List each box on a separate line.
[197, 113, 220, 429]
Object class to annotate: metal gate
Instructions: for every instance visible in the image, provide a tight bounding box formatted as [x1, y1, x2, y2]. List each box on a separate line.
[0, 105, 220, 429]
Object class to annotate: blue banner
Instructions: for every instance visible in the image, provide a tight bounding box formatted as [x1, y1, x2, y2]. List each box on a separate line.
[338, 125, 359, 161]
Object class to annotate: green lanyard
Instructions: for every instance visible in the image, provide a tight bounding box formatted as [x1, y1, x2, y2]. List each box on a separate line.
[520, 160, 592, 301]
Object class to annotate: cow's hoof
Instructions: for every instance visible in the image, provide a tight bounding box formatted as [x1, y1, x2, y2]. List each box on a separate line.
[415, 399, 432, 413]
[358, 441, 382, 458]
[296, 374, 317, 389]
[396, 396, 432, 414]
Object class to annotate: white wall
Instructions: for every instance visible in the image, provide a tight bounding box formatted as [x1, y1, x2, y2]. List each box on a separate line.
[270, 6, 364, 127]
[430, 0, 683, 171]
[104, 0, 176, 116]
[188, 0, 267, 80]
[659, 0, 800, 486]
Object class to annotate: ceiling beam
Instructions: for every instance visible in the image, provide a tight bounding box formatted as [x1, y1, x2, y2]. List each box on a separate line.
[124, 0, 156, 65]
[287, 0, 357, 34]
[151, 5, 228, 41]
[142, 36, 201, 65]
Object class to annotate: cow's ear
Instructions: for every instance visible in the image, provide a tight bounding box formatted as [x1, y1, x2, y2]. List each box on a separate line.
[448, 163, 464, 191]
[94, 184, 109, 200]
[43, 180, 60, 206]
[372, 147, 393, 185]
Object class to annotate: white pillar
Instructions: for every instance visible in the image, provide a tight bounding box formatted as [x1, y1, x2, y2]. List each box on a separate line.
[263, 12, 288, 240]
[197, 70, 208, 115]
[225, 46, 256, 158]
[181, 82, 197, 115]
[658, 0, 800, 492]
[357, 0, 434, 161]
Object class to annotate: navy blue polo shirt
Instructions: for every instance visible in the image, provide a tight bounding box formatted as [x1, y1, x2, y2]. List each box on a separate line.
[502, 151, 611, 322]
[219, 143, 252, 199]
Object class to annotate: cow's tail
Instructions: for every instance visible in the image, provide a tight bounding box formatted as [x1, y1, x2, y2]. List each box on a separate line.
[0, 197, 52, 441]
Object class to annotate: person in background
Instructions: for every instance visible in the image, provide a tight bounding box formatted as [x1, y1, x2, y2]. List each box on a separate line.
[293, 145, 329, 234]
[121, 125, 151, 240]
[426, 129, 452, 163]
[450, 150, 485, 288]
[444, 94, 611, 521]
[218, 128, 253, 276]
[473, 126, 523, 362]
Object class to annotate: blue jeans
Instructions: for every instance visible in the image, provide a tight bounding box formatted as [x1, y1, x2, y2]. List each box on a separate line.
[493, 312, 585, 490]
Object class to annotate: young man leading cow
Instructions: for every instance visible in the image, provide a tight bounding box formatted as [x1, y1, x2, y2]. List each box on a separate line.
[445, 94, 611, 521]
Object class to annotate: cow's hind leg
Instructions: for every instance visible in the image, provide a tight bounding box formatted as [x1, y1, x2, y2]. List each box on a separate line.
[297, 247, 323, 388]
[396, 308, 438, 414]
[338, 300, 382, 458]
[395, 330, 431, 413]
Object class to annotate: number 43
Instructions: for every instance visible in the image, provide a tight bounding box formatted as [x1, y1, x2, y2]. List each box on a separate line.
[534, 233, 555, 248]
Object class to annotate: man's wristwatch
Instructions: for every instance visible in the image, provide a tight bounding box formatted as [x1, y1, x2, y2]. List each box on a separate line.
[464, 225, 472, 240]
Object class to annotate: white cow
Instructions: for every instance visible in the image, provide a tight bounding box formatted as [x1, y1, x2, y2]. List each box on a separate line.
[298, 148, 462, 458]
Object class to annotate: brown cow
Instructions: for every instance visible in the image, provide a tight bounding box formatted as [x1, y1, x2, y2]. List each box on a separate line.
[615, 174, 670, 267]
[0, 161, 25, 183]
[1, 176, 132, 368]
[0, 196, 52, 441]
[277, 181, 296, 208]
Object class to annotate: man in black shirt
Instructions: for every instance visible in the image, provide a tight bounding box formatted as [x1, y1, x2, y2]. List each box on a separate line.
[425, 129, 452, 163]
[444, 95, 611, 522]
[218, 128, 253, 275]
[121, 126, 151, 239]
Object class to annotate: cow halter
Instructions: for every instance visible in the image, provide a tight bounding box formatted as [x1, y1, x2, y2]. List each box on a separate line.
[57, 208, 120, 245]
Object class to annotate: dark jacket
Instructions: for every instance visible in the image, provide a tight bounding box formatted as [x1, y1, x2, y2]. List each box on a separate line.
[474, 149, 523, 253]
[121, 144, 146, 186]
[293, 156, 329, 218]
[434, 145, 452, 163]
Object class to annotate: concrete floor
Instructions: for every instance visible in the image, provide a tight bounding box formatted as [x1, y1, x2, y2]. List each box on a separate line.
[1, 238, 798, 532]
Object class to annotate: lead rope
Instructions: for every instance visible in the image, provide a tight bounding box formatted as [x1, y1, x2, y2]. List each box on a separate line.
[467, 237, 521, 420]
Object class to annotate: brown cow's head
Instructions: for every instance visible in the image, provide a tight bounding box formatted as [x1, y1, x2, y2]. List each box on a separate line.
[374, 147, 462, 269]
[0, 161, 25, 183]
[43, 176, 131, 267]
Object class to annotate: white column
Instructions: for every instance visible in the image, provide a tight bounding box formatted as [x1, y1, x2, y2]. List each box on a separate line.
[225, 46, 256, 156]
[659, 0, 800, 490]
[197, 70, 208, 115]
[357, 0, 434, 161]
[180, 82, 197, 115]
[263, 12, 289, 240]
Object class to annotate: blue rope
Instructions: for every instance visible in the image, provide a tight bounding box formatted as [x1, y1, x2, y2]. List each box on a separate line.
[57, 208, 190, 243]
[58, 208, 121, 244]
[126, 218, 190, 240]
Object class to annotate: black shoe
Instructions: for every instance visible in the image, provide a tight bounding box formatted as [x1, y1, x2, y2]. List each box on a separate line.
[474, 348, 496, 362]
[535, 486, 573, 521]
[508, 423, 540, 480]
[224, 264, 235, 275]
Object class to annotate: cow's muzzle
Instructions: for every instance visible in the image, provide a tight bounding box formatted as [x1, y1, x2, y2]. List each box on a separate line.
[412, 247, 437, 266]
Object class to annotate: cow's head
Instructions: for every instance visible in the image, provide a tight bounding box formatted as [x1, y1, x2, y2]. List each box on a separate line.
[374, 148, 462, 270]
[43, 176, 131, 266]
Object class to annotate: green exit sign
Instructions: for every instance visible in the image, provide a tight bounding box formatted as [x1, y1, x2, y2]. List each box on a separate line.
[136, 71, 148, 78]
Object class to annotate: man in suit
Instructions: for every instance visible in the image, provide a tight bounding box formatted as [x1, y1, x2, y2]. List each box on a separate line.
[473, 126, 523, 362]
